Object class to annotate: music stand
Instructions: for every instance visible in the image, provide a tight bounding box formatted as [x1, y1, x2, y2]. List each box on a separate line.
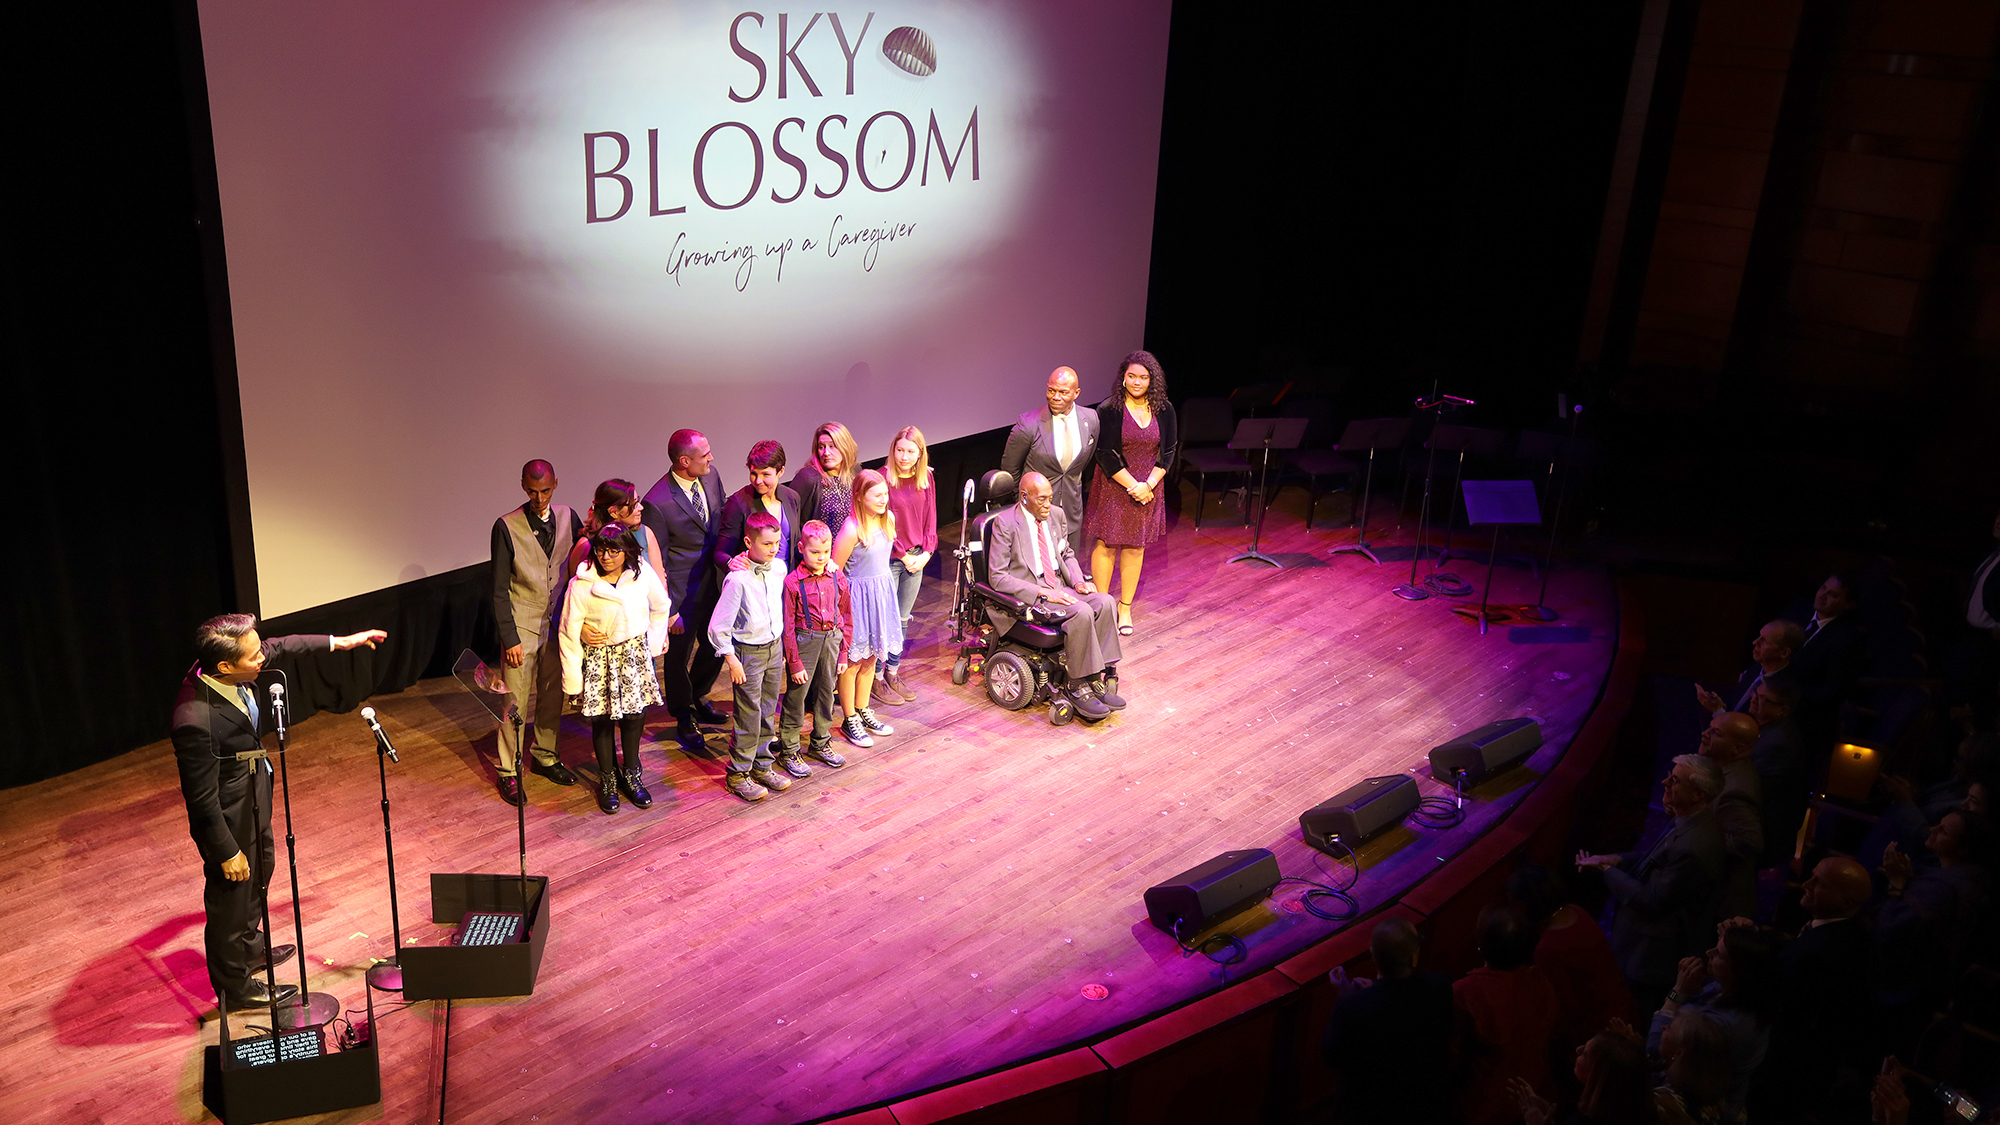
[1227, 416, 1307, 568]
[1326, 417, 1410, 565]
[393, 652, 553, 1001]
[1460, 481, 1542, 636]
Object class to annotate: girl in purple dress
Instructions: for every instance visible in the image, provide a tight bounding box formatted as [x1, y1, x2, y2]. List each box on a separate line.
[1081, 350, 1178, 635]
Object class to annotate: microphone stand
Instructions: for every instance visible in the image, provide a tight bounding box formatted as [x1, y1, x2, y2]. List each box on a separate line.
[1392, 390, 1475, 601]
[363, 709, 404, 992]
[1525, 404, 1584, 622]
[268, 683, 337, 1029]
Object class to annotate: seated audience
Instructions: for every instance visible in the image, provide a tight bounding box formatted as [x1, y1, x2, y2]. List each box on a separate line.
[1646, 925, 1780, 1121]
[1321, 917, 1456, 1125]
[1697, 711, 1764, 917]
[1696, 618, 1804, 715]
[1577, 754, 1728, 1019]
[1510, 863, 1633, 1046]
[1455, 905, 1561, 1125]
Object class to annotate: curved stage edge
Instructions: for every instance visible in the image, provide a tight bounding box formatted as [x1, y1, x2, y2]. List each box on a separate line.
[823, 580, 1644, 1125]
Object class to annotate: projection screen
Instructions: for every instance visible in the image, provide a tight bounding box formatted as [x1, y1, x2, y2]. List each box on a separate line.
[195, 0, 1171, 616]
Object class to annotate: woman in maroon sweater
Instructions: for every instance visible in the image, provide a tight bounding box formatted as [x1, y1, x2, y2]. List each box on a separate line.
[877, 425, 936, 703]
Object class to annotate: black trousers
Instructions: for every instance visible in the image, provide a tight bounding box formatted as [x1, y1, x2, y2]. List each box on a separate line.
[204, 768, 277, 1005]
[663, 592, 724, 717]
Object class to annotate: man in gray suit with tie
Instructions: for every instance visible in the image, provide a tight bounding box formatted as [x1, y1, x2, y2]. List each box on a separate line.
[1002, 366, 1100, 556]
[984, 472, 1125, 719]
[1576, 753, 1727, 1020]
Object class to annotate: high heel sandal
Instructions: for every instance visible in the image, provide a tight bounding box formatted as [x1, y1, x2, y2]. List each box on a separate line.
[1117, 600, 1135, 636]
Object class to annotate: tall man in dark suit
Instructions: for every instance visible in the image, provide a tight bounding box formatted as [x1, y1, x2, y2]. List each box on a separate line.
[642, 429, 729, 743]
[1787, 573, 1866, 754]
[1739, 857, 1876, 1121]
[1696, 618, 1803, 715]
[984, 471, 1125, 718]
[1577, 753, 1727, 1020]
[1001, 366, 1100, 556]
[172, 613, 387, 1009]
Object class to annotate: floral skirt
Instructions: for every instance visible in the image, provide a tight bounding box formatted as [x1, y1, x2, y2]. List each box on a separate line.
[579, 634, 662, 719]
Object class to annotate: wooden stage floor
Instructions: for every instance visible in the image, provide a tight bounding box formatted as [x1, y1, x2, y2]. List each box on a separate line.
[0, 491, 1618, 1125]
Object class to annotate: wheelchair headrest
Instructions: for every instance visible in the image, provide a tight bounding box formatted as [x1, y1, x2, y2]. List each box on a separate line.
[979, 469, 1016, 506]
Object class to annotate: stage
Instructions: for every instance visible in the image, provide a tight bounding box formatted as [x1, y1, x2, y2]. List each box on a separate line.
[1, 489, 1623, 1125]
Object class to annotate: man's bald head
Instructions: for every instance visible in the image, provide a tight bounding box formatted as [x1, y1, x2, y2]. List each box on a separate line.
[1699, 711, 1761, 762]
[1045, 367, 1080, 416]
[1799, 856, 1871, 920]
[1018, 471, 1053, 519]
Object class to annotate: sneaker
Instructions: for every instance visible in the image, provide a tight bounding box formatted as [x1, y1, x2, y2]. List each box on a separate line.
[620, 768, 654, 809]
[857, 708, 893, 736]
[1087, 676, 1127, 711]
[841, 714, 875, 748]
[749, 766, 793, 793]
[773, 743, 813, 778]
[725, 771, 768, 802]
[806, 741, 847, 768]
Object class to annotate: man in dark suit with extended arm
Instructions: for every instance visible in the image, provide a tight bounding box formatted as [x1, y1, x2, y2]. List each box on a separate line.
[1001, 366, 1100, 556]
[642, 428, 730, 743]
[1576, 753, 1727, 1021]
[172, 613, 386, 1009]
[984, 471, 1125, 719]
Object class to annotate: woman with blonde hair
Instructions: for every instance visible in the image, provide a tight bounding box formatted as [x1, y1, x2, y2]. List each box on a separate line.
[874, 425, 935, 704]
[831, 469, 902, 746]
[789, 421, 859, 543]
[1081, 350, 1177, 635]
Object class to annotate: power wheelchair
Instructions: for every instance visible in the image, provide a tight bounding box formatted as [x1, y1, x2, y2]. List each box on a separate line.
[945, 470, 1118, 726]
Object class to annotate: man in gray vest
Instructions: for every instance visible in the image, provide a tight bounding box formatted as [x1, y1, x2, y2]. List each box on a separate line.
[490, 459, 584, 805]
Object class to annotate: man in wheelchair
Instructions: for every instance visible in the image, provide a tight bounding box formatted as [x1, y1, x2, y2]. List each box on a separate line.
[975, 471, 1127, 721]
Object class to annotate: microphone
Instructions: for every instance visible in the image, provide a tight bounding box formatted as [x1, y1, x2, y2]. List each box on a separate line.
[268, 682, 287, 740]
[360, 706, 400, 763]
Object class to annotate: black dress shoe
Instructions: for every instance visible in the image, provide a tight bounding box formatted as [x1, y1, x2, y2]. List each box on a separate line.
[675, 713, 703, 743]
[692, 700, 728, 725]
[251, 943, 297, 966]
[1088, 676, 1127, 711]
[530, 758, 577, 786]
[498, 774, 526, 806]
[229, 981, 301, 1009]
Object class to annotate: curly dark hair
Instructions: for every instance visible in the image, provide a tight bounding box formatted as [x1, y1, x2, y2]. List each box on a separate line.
[1114, 350, 1170, 416]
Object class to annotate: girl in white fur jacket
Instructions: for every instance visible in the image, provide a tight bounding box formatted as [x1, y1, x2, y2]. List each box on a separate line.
[559, 522, 671, 813]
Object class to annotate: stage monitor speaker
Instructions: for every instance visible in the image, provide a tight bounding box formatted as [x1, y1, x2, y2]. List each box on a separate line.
[1300, 774, 1419, 854]
[1429, 717, 1543, 784]
[1143, 849, 1280, 938]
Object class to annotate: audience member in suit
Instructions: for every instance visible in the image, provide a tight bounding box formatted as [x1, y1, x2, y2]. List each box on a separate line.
[1001, 366, 1100, 556]
[1746, 675, 1808, 868]
[172, 613, 386, 1008]
[983, 471, 1125, 720]
[789, 421, 858, 543]
[1321, 917, 1456, 1125]
[1877, 810, 1995, 1006]
[1787, 572, 1867, 754]
[641, 429, 729, 743]
[1741, 857, 1877, 1122]
[1082, 350, 1178, 637]
[1454, 905, 1562, 1125]
[1696, 618, 1804, 715]
[1577, 753, 1728, 1020]
[1646, 925, 1780, 1122]
[714, 440, 802, 574]
[490, 459, 585, 805]
[1698, 711, 1764, 918]
[1508, 864, 1632, 1048]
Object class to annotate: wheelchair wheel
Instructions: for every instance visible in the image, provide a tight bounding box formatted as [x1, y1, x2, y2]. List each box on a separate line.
[1050, 697, 1074, 726]
[983, 650, 1036, 711]
[951, 657, 969, 686]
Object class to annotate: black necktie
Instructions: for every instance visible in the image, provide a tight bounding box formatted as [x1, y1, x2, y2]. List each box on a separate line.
[1803, 618, 1822, 643]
